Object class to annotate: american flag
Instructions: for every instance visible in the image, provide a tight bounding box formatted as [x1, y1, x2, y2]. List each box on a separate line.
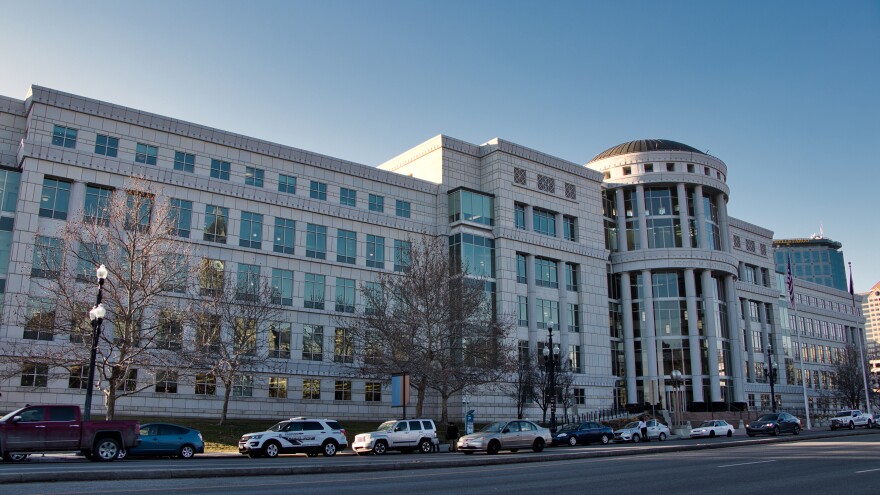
[785, 254, 795, 306]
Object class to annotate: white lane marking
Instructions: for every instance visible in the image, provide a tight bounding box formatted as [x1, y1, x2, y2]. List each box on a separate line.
[717, 460, 776, 468]
[855, 468, 880, 474]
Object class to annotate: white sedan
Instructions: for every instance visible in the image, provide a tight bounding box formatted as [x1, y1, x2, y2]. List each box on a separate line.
[689, 420, 734, 438]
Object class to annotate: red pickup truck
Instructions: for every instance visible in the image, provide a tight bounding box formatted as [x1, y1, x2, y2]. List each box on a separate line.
[0, 404, 140, 462]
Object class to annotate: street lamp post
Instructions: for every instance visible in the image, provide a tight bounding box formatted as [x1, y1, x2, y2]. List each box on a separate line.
[542, 323, 560, 433]
[765, 345, 777, 413]
[84, 264, 108, 421]
[670, 370, 683, 428]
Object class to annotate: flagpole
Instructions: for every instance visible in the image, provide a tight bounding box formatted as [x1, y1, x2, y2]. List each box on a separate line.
[787, 254, 812, 429]
[848, 262, 872, 416]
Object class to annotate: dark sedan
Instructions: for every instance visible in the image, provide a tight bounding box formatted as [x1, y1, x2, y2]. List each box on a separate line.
[118, 423, 205, 459]
[551, 421, 614, 446]
[746, 412, 801, 436]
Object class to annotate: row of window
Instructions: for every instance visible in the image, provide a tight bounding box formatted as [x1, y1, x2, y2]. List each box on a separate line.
[49, 125, 413, 216]
[607, 162, 725, 182]
[516, 340, 584, 374]
[514, 203, 578, 241]
[516, 296, 581, 333]
[512, 168, 578, 201]
[20, 362, 383, 401]
[516, 254, 579, 291]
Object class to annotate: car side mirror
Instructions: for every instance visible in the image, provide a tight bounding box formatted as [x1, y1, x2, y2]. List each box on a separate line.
[11, 416, 22, 424]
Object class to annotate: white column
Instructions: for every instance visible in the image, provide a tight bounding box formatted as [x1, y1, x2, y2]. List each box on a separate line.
[557, 260, 569, 355]
[642, 269, 658, 406]
[716, 193, 731, 252]
[684, 269, 704, 403]
[621, 272, 637, 404]
[742, 298, 755, 382]
[725, 275, 746, 403]
[614, 189, 628, 252]
[694, 185, 707, 249]
[637, 185, 649, 250]
[524, 205, 534, 231]
[676, 183, 690, 248]
[701, 269, 722, 403]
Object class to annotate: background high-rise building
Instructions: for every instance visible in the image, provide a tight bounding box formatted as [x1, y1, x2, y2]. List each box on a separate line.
[773, 235, 847, 291]
[861, 281, 880, 351]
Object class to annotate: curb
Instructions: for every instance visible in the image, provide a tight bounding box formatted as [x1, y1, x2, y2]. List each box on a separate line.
[1, 429, 876, 484]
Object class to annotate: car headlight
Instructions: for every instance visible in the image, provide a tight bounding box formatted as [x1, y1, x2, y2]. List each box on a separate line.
[250, 434, 263, 440]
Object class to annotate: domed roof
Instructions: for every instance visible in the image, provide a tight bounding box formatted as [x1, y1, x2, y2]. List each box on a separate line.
[589, 139, 705, 162]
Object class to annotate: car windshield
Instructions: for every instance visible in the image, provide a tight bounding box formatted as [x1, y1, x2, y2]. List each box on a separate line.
[698, 422, 713, 427]
[757, 414, 779, 422]
[622, 422, 640, 429]
[377, 421, 396, 432]
[0, 408, 25, 422]
[267, 422, 289, 432]
[480, 422, 508, 433]
[834, 411, 851, 417]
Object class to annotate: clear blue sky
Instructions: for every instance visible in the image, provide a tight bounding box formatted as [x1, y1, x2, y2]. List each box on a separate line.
[1, 0, 878, 291]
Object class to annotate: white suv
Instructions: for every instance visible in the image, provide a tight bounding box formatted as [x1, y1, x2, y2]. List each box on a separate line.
[352, 419, 439, 455]
[238, 418, 348, 458]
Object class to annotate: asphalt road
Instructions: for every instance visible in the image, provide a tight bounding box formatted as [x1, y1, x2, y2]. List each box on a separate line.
[4, 434, 879, 495]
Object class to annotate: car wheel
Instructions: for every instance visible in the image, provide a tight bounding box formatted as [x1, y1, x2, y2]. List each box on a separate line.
[568, 436, 578, 446]
[372, 440, 388, 455]
[709, 430, 716, 438]
[116, 449, 128, 460]
[658, 432, 667, 441]
[532, 438, 545, 453]
[772, 426, 780, 436]
[793, 426, 800, 436]
[632, 434, 641, 443]
[322, 440, 338, 457]
[262, 441, 281, 458]
[726, 430, 733, 437]
[418, 439, 433, 454]
[2, 453, 28, 462]
[94, 437, 121, 462]
[600, 434, 610, 445]
[178, 444, 195, 459]
[849, 421, 855, 430]
[487, 440, 500, 455]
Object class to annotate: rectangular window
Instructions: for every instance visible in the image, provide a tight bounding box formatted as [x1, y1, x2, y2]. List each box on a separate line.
[52, 125, 77, 148]
[574, 388, 585, 405]
[232, 375, 253, 397]
[448, 189, 493, 225]
[173, 151, 195, 173]
[278, 174, 296, 194]
[121, 369, 138, 392]
[95, 134, 119, 157]
[369, 194, 384, 212]
[396, 200, 411, 218]
[566, 263, 579, 292]
[125, 192, 153, 232]
[335, 380, 352, 401]
[334, 327, 353, 363]
[340, 187, 357, 207]
[336, 229, 357, 264]
[157, 310, 183, 350]
[236, 263, 260, 301]
[68, 365, 89, 389]
[238, 211, 263, 249]
[273, 218, 295, 254]
[199, 258, 224, 296]
[170, 198, 192, 238]
[245, 167, 264, 187]
[269, 377, 288, 399]
[21, 362, 49, 387]
[269, 322, 291, 358]
[365, 382, 382, 402]
[0, 170, 20, 214]
[210, 159, 231, 180]
[39, 178, 71, 220]
[155, 371, 178, 393]
[195, 372, 216, 395]
[303, 325, 323, 361]
[306, 224, 327, 259]
[234, 317, 257, 356]
[563, 215, 578, 241]
[515, 203, 526, 229]
[135, 143, 158, 165]
[310, 181, 327, 200]
[569, 345, 582, 373]
[533, 208, 556, 237]
[203, 205, 229, 243]
[271, 268, 293, 306]
[303, 379, 321, 399]
[304, 273, 325, 309]
[535, 257, 558, 288]
[568, 303, 580, 333]
[31, 236, 62, 279]
[536, 299, 559, 329]
[366, 235, 385, 268]
[84, 185, 112, 225]
[516, 253, 527, 284]
[24, 298, 55, 340]
[518, 296, 528, 327]
[394, 240, 411, 272]
[335, 278, 355, 313]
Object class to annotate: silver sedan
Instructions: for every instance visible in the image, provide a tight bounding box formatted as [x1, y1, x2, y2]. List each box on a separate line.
[457, 420, 551, 454]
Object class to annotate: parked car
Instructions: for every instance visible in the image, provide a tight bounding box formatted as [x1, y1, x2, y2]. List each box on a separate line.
[457, 420, 551, 454]
[117, 423, 204, 459]
[551, 422, 614, 446]
[829, 410, 872, 430]
[352, 419, 439, 455]
[746, 412, 801, 436]
[238, 417, 347, 458]
[613, 420, 669, 443]
[689, 420, 734, 438]
[872, 413, 880, 428]
[0, 404, 140, 462]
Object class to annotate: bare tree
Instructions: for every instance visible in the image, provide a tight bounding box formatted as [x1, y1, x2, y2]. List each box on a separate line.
[531, 350, 574, 424]
[504, 353, 537, 419]
[342, 235, 516, 423]
[831, 344, 870, 410]
[187, 267, 285, 425]
[2, 176, 195, 418]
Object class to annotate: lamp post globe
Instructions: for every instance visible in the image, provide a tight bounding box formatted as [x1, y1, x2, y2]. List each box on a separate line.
[83, 264, 108, 421]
